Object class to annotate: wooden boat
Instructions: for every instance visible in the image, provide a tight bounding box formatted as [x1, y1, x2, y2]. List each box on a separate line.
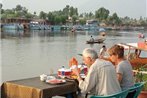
[118, 41, 147, 68]
[86, 38, 105, 44]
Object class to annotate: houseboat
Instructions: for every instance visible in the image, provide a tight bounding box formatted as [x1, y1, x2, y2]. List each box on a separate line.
[2, 23, 24, 30]
[29, 19, 50, 30]
[1, 18, 31, 30]
[84, 19, 99, 31]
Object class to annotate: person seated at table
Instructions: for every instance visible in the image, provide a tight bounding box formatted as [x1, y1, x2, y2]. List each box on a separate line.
[72, 48, 121, 98]
[108, 45, 135, 98]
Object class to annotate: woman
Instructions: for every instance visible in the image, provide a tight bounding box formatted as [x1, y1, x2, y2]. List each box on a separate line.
[108, 45, 135, 98]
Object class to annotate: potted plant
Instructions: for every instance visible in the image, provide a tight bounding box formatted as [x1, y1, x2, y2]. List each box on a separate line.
[133, 64, 147, 98]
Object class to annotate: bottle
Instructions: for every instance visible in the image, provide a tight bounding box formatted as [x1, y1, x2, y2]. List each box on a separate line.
[61, 65, 65, 78]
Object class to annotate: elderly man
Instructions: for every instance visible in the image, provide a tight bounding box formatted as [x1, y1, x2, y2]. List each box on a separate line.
[72, 48, 121, 97]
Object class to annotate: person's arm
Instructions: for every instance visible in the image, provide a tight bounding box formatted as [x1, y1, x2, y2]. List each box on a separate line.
[78, 66, 97, 94]
[116, 64, 123, 83]
[117, 73, 122, 83]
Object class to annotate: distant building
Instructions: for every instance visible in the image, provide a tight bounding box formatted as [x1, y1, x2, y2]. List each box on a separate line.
[1, 18, 31, 30]
[1, 18, 51, 30]
[1, 18, 31, 24]
[86, 19, 99, 26]
[84, 19, 99, 31]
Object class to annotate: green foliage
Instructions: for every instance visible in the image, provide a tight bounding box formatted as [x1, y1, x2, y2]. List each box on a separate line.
[134, 64, 147, 91]
[1, 4, 147, 26]
[106, 13, 122, 25]
[39, 11, 47, 19]
[72, 15, 78, 24]
[79, 19, 86, 25]
[95, 7, 109, 22]
[1, 4, 34, 19]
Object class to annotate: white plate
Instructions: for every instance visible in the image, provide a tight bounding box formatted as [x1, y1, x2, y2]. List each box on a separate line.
[47, 76, 56, 80]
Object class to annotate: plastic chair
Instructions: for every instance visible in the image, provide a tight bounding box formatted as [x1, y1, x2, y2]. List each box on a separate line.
[90, 89, 129, 98]
[129, 82, 145, 98]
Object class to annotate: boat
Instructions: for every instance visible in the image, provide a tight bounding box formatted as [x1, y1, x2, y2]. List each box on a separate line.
[84, 19, 99, 31]
[118, 41, 147, 68]
[86, 38, 105, 44]
[2, 23, 24, 30]
[29, 21, 50, 30]
[138, 33, 145, 39]
[29, 21, 41, 30]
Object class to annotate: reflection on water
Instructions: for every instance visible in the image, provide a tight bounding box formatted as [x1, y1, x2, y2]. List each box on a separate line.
[1, 30, 25, 38]
[1, 30, 147, 84]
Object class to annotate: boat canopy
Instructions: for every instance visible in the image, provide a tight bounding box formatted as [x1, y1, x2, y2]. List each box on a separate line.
[118, 42, 147, 68]
[118, 42, 147, 51]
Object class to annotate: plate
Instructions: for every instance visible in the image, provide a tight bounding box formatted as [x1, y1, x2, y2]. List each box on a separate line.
[46, 79, 66, 84]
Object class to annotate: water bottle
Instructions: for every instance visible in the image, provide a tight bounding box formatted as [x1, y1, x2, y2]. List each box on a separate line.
[61, 65, 65, 77]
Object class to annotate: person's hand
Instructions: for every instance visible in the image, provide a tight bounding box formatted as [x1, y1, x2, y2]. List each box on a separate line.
[72, 66, 83, 81]
[72, 66, 80, 77]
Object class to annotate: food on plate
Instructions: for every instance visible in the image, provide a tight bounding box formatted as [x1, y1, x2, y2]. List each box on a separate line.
[69, 57, 78, 67]
[46, 79, 66, 84]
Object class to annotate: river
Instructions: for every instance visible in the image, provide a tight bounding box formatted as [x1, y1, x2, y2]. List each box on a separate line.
[1, 30, 147, 84]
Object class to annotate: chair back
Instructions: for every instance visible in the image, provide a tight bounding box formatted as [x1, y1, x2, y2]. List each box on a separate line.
[90, 89, 129, 98]
[129, 82, 145, 98]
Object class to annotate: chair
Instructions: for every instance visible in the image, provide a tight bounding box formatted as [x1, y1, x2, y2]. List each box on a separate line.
[90, 89, 129, 98]
[129, 82, 145, 98]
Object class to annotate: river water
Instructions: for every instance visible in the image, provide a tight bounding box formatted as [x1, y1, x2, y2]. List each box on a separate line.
[1, 30, 147, 84]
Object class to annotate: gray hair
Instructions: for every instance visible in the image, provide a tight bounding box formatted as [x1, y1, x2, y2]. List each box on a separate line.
[82, 48, 98, 59]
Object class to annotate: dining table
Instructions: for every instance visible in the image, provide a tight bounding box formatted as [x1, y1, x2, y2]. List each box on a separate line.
[1, 76, 79, 98]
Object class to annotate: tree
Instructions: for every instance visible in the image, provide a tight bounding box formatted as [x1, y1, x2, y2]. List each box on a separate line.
[24, 13, 33, 19]
[79, 19, 86, 25]
[95, 7, 109, 22]
[39, 11, 47, 19]
[79, 14, 83, 17]
[69, 7, 74, 16]
[47, 12, 55, 24]
[89, 12, 94, 18]
[63, 5, 70, 16]
[111, 13, 121, 25]
[72, 15, 78, 24]
[0, 3, 4, 14]
[54, 16, 61, 24]
[15, 5, 23, 11]
[60, 15, 68, 24]
[0, 3, 2, 9]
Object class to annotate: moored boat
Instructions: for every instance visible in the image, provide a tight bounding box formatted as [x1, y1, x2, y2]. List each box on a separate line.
[86, 38, 105, 44]
[2, 23, 24, 30]
[118, 41, 147, 68]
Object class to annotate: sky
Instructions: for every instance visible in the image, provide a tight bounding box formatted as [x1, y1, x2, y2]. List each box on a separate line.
[1, 0, 147, 19]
